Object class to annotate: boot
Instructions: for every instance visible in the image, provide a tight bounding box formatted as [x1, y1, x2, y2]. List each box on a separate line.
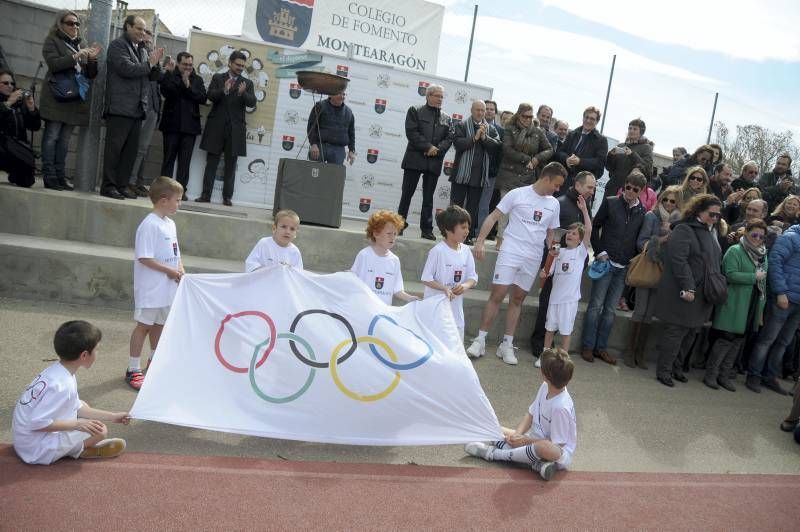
[624, 322, 641, 368]
[635, 323, 650, 370]
[43, 176, 64, 191]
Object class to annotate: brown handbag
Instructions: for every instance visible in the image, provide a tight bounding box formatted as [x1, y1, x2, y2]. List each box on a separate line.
[626, 241, 663, 288]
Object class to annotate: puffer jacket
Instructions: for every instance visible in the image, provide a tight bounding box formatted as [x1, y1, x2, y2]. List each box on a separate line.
[494, 120, 552, 191]
[768, 224, 800, 304]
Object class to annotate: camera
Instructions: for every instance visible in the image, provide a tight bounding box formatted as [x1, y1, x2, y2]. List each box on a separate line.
[21, 90, 31, 98]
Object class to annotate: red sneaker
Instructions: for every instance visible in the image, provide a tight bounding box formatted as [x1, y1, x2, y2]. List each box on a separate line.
[125, 369, 144, 391]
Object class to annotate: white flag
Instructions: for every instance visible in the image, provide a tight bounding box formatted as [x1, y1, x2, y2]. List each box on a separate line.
[130, 266, 502, 445]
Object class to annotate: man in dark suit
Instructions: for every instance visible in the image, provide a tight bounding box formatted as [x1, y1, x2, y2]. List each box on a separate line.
[555, 106, 608, 196]
[196, 50, 256, 206]
[159, 51, 207, 200]
[397, 84, 453, 240]
[101, 15, 164, 200]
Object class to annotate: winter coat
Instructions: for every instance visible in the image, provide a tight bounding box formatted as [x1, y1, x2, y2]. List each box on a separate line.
[199, 72, 257, 156]
[767, 224, 800, 304]
[104, 35, 160, 118]
[39, 32, 98, 126]
[307, 99, 355, 150]
[158, 67, 207, 136]
[558, 188, 593, 228]
[654, 218, 722, 327]
[555, 126, 608, 190]
[494, 121, 553, 191]
[0, 96, 41, 141]
[450, 119, 501, 187]
[604, 137, 654, 195]
[711, 243, 767, 334]
[590, 195, 646, 265]
[401, 104, 452, 175]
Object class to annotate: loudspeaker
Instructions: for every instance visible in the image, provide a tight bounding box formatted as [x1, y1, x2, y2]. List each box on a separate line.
[273, 158, 345, 228]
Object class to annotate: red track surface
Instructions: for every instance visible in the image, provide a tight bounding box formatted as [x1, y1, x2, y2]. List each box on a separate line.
[1, 444, 796, 530]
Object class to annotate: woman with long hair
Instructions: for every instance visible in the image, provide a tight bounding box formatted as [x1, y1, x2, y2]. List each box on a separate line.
[678, 166, 709, 205]
[768, 195, 800, 230]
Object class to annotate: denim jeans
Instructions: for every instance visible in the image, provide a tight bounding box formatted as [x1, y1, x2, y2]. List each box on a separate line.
[477, 176, 496, 230]
[41, 120, 75, 180]
[309, 142, 346, 165]
[582, 265, 627, 350]
[748, 299, 800, 379]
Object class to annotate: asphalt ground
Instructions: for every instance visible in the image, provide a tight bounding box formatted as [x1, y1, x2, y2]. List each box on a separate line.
[1, 297, 797, 475]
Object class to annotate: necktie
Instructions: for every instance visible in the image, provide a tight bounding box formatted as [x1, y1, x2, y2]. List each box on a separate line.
[574, 133, 588, 153]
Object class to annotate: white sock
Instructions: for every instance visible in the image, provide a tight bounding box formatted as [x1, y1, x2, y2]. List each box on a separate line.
[503, 335, 514, 346]
[477, 330, 487, 342]
[148, 350, 155, 364]
[128, 357, 141, 371]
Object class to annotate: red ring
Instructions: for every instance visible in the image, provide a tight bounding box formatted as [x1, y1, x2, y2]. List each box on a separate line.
[214, 311, 276, 373]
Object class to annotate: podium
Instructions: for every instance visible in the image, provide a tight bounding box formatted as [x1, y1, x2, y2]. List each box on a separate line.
[273, 158, 345, 228]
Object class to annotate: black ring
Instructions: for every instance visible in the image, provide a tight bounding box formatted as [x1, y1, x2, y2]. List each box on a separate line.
[289, 309, 357, 369]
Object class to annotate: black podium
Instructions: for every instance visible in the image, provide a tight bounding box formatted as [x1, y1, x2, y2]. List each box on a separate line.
[273, 158, 345, 228]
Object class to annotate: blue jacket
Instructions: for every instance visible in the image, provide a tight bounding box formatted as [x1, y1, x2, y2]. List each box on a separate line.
[768, 224, 800, 304]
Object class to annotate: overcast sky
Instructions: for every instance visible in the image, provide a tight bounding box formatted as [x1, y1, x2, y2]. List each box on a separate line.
[41, 0, 800, 158]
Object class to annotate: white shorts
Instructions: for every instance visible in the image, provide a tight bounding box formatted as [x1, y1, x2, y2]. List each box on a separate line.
[545, 301, 580, 335]
[134, 306, 171, 326]
[491, 251, 541, 292]
[16, 430, 87, 465]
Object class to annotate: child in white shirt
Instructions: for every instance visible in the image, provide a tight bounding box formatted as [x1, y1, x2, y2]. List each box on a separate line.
[464, 348, 577, 481]
[128, 177, 185, 391]
[245, 209, 304, 272]
[13, 321, 129, 464]
[421, 205, 478, 339]
[350, 210, 418, 305]
[538, 194, 593, 365]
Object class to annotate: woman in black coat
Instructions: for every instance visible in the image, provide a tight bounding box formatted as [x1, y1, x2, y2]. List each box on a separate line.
[653, 194, 724, 387]
[0, 69, 41, 187]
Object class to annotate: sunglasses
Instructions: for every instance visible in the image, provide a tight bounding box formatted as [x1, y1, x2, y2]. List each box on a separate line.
[689, 175, 705, 182]
[63, 20, 80, 27]
[748, 232, 765, 240]
[662, 198, 677, 204]
[624, 185, 640, 193]
[521, 114, 534, 119]
[707, 212, 721, 219]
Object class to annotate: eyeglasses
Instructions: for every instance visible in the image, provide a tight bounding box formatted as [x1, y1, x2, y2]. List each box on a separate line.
[0, 80, 15, 86]
[521, 114, 534, 119]
[689, 175, 705, 182]
[748, 232, 765, 240]
[707, 212, 721, 219]
[624, 185, 640, 193]
[662, 198, 677, 204]
[62, 20, 80, 27]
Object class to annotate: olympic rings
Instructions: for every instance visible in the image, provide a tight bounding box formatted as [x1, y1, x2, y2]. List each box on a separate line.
[289, 309, 357, 369]
[215, 311, 276, 373]
[249, 333, 316, 404]
[214, 308, 434, 403]
[367, 315, 433, 370]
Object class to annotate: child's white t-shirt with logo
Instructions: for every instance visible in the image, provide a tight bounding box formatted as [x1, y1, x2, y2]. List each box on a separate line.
[549, 243, 589, 304]
[421, 241, 478, 328]
[134, 213, 180, 309]
[245, 237, 304, 272]
[350, 246, 405, 305]
[527, 382, 577, 466]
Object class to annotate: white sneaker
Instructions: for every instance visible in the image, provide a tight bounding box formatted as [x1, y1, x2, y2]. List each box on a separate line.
[466, 338, 485, 358]
[534, 357, 541, 368]
[497, 342, 518, 365]
[531, 458, 556, 481]
[464, 442, 495, 461]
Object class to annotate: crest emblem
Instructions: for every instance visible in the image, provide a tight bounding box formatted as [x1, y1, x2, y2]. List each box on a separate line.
[418, 81, 430, 97]
[451, 113, 463, 126]
[367, 149, 379, 164]
[336, 64, 349, 77]
[375, 276, 384, 290]
[311, 168, 319, 178]
[359, 197, 371, 213]
[361, 174, 374, 188]
[533, 210, 542, 222]
[374, 98, 386, 114]
[282, 135, 295, 150]
[443, 161, 453, 177]
[561, 262, 570, 272]
[255, 0, 314, 48]
[289, 82, 302, 99]
[454, 270, 462, 283]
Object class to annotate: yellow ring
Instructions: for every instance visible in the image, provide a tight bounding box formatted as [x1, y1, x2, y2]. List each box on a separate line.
[330, 335, 401, 402]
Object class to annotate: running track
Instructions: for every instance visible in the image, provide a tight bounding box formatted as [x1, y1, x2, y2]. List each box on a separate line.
[0, 445, 796, 530]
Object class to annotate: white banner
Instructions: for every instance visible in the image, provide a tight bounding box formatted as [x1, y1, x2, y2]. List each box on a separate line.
[241, 0, 444, 73]
[130, 266, 502, 445]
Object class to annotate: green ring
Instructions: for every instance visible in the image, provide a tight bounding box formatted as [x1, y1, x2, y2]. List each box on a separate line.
[249, 332, 316, 404]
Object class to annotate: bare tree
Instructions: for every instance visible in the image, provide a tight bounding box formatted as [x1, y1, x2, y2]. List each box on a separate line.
[714, 121, 799, 176]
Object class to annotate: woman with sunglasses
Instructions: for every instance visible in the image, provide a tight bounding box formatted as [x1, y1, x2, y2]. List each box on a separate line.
[703, 219, 769, 391]
[0, 69, 41, 187]
[653, 194, 724, 387]
[39, 10, 100, 190]
[679, 166, 709, 205]
[623, 185, 683, 369]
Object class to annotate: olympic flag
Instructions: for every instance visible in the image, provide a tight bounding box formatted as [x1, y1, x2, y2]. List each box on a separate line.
[130, 266, 503, 445]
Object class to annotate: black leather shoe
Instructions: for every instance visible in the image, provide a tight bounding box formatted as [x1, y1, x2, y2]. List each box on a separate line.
[672, 371, 688, 383]
[657, 375, 674, 387]
[134, 184, 150, 197]
[57, 178, 74, 191]
[121, 186, 137, 199]
[101, 188, 125, 200]
[43, 179, 64, 191]
[717, 378, 736, 392]
[223, 198, 233, 207]
[702, 376, 719, 390]
[194, 196, 211, 203]
[421, 231, 436, 241]
[762, 378, 789, 396]
[399, 221, 409, 236]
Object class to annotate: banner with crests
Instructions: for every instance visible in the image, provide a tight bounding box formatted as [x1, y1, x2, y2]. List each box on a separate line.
[130, 266, 502, 445]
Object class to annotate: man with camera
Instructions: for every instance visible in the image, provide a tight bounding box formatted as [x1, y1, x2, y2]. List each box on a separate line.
[0, 69, 41, 187]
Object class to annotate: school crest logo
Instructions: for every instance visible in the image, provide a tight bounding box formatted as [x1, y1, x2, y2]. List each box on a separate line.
[336, 64, 349, 77]
[375, 276, 384, 290]
[418, 81, 430, 96]
[361, 174, 374, 188]
[369, 124, 383, 138]
[451, 113, 463, 125]
[359, 197, 371, 213]
[376, 73, 390, 88]
[367, 148, 379, 164]
[19, 375, 46, 405]
[454, 270, 462, 283]
[374, 98, 386, 114]
[533, 210, 542, 222]
[289, 82, 302, 99]
[443, 160, 454, 177]
[282, 135, 295, 150]
[255, 0, 314, 49]
[561, 262, 570, 272]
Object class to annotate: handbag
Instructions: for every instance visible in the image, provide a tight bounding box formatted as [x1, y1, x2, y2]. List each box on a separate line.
[691, 228, 728, 305]
[49, 69, 81, 102]
[626, 241, 662, 288]
[2, 135, 35, 168]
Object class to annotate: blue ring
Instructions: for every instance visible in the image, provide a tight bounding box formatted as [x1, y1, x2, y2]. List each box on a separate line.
[367, 314, 433, 370]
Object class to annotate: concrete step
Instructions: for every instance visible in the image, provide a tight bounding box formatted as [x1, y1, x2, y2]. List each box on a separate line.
[0, 232, 633, 354]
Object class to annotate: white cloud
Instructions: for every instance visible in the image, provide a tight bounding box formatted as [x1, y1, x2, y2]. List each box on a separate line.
[541, 0, 800, 62]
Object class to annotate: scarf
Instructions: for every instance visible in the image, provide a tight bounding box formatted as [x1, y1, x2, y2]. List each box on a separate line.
[739, 236, 767, 296]
[454, 119, 490, 187]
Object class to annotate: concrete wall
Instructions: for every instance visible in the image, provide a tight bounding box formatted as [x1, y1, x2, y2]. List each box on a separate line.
[0, 0, 188, 185]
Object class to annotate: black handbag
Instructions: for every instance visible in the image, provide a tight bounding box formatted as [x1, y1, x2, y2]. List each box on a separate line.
[48, 69, 81, 102]
[692, 229, 728, 305]
[2, 135, 35, 168]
